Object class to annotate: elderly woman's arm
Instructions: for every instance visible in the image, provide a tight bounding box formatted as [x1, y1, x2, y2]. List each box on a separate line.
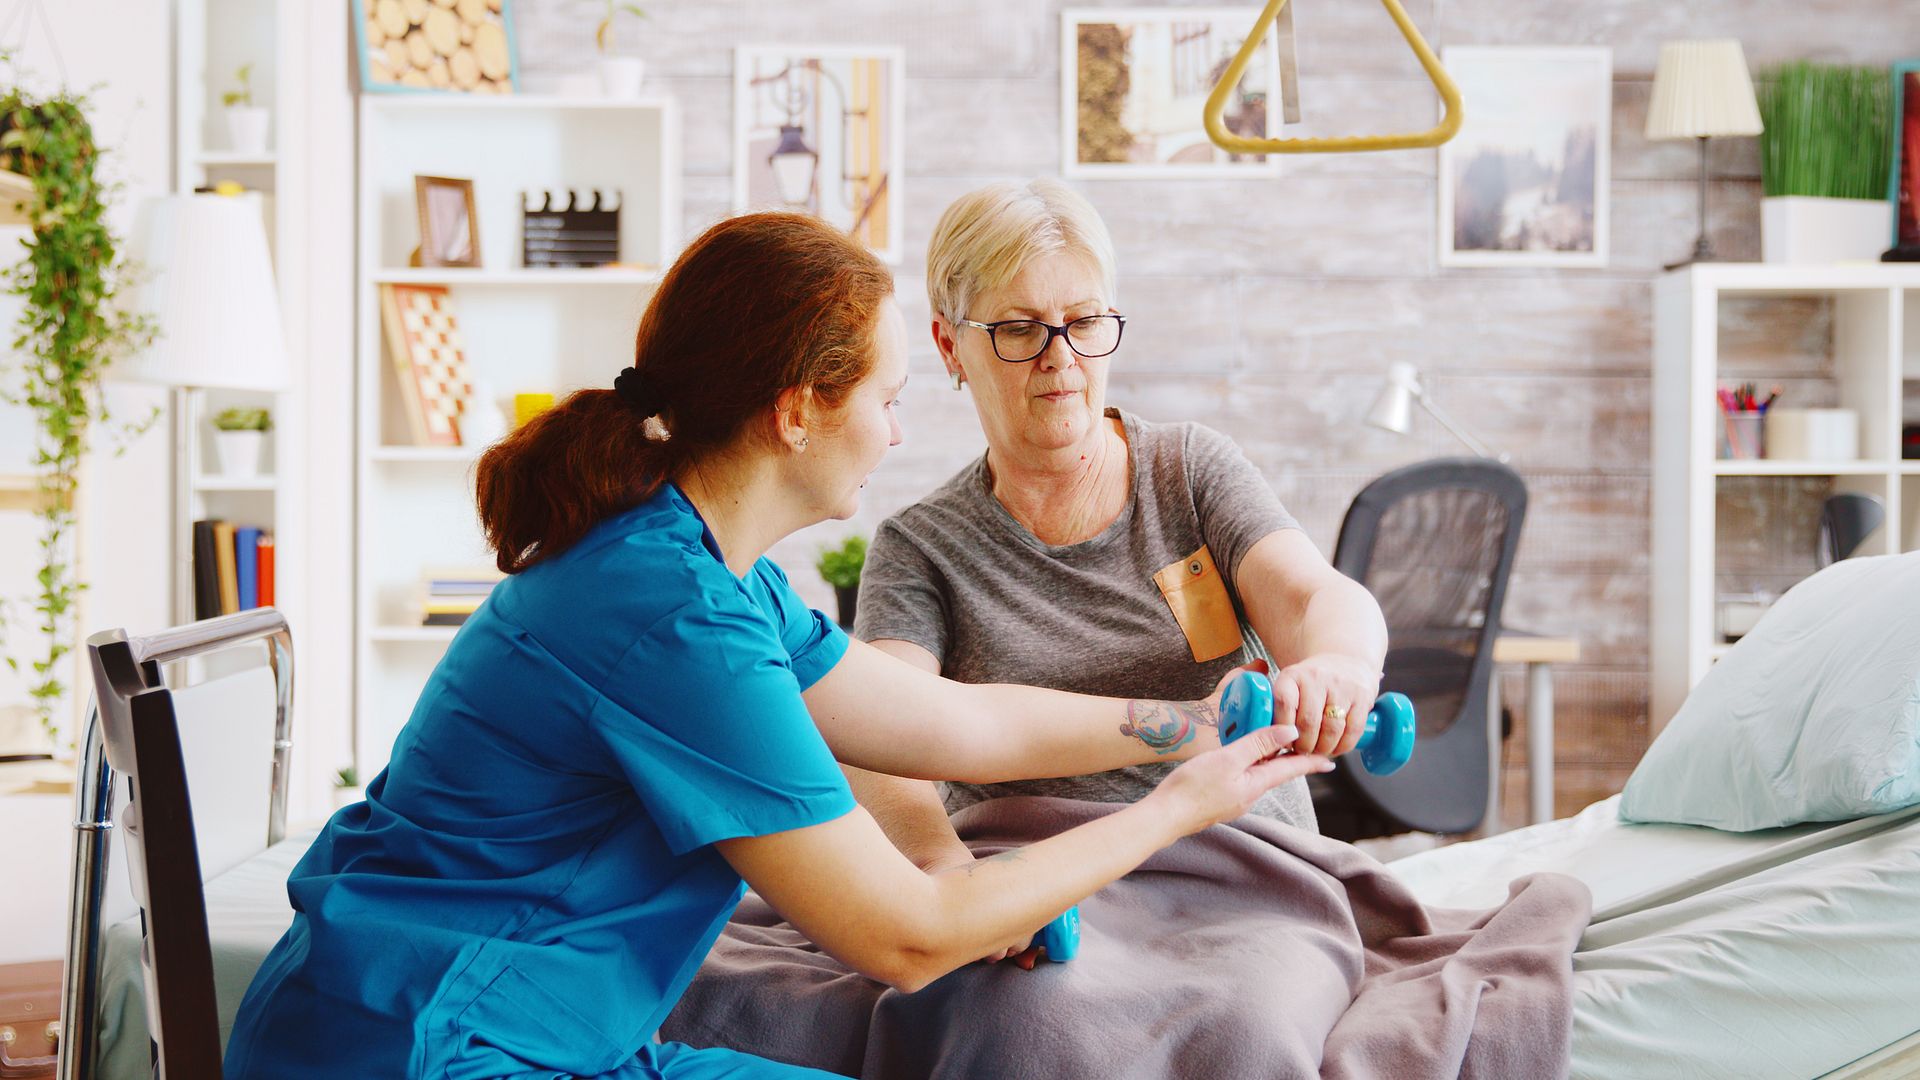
[841, 639, 981, 872]
[1236, 528, 1390, 758]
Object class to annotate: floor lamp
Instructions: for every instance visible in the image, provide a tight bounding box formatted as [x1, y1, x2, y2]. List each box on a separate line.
[115, 193, 289, 625]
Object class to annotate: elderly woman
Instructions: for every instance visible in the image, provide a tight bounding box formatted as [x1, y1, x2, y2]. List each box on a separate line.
[849, 179, 1388, 906]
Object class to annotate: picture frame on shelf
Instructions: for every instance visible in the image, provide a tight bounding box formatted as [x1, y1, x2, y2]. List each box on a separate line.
[351, 0, 521, 95]
[733, 45, 905, 263]
[1885, 59, 1920, 262]
[414, 175, 480, 268]
[1438, 46, 1612, 269]
[1060, 8, 1286, 179]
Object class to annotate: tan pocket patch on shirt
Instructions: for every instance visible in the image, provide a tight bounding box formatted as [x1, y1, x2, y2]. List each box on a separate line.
[1152, 545, 1245, 663]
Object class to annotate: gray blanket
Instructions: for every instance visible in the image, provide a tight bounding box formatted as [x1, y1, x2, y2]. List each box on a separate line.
[663, 797, 1592, 1079]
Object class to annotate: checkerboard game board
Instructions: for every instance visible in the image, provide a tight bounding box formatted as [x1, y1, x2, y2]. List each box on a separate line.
[379, 283, 473, 446]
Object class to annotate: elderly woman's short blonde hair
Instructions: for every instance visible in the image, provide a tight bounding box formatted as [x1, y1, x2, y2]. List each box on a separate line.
[925, 178, 1117, 324]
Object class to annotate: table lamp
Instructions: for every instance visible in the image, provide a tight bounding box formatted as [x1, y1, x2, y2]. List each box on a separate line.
[1645, 40, 1764, 270]
[117, 193, 289, 623]
[1366, 361, 1508, 462]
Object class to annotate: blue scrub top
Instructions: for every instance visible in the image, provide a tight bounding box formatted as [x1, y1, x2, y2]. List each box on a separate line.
[225, 484, 856, 1079]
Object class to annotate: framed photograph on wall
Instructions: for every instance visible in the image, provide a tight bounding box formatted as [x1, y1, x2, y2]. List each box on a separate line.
[1438, 46, 1611, 268]
[351, 0, 521, 95]
[1886, 59, 1920, 260]
[734, 46, 905, 263]
[414, 175, 480, 268]
[1062, 8, 1285, 179]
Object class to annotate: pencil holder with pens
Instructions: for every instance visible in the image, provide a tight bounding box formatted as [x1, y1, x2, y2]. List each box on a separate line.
[1719, 409, 1765, 460]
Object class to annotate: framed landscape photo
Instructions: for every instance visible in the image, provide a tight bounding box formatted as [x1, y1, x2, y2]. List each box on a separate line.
[734, 45, 905, 263]
[1062, 8, 1285, 179]
[1438, 46, 1611, 268]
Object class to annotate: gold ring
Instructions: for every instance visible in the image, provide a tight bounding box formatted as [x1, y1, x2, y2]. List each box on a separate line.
[1324, 703, 1349, 723]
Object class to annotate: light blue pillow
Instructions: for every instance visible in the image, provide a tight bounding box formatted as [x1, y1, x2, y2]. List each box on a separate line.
[1621, 552, 1920, 830]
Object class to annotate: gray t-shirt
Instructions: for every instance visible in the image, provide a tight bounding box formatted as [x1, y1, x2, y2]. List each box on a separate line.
[855, 408, 1317, 830]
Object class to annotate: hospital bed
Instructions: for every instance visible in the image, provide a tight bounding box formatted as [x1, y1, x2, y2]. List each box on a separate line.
[59, 611, 1920, 1079]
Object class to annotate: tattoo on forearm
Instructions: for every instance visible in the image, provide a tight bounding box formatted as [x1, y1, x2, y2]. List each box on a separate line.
[961, 849, 1025, 877]
[1119, 699, 1218, 755]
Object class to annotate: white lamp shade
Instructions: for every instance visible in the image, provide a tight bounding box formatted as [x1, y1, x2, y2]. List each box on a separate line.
[1366, 360, 1420, 434]
[1645, 40, 1763, 140]
[115, 194, 289, 390]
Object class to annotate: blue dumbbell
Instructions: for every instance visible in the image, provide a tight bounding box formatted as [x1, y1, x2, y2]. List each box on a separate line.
[1034, 905, 1079, 962]
[1218, 671, 1416, 776]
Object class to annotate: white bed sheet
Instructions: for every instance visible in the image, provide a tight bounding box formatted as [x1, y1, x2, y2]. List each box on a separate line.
[97, 803, 1920, 1080]
[1389, 795, 1920, 1080]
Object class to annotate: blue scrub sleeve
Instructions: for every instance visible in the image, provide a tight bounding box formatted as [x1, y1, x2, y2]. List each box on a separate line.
[594, 583, 854, 856]
[749, 558, 850, 690]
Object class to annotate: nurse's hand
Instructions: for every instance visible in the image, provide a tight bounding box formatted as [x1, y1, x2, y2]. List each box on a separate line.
[1146, 721, 1333, 837]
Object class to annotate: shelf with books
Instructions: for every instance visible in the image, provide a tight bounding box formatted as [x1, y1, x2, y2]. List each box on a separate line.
[355, 92, 681, 778]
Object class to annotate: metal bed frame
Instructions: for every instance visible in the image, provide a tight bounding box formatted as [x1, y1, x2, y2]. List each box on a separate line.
[57, 608, 294, 1080]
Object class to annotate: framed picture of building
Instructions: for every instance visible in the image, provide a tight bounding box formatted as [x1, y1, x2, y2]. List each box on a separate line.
[734, 46, 905, 263]
[1438, 46, 1612, 268]
[1062, 8, 1285, 179]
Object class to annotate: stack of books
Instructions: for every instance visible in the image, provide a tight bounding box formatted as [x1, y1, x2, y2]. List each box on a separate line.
[192, 520, 276, 619]
[421, 567, 503, 626]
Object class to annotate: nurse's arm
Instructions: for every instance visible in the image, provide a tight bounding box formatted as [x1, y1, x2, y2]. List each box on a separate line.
[803, 635, 1225, 784]
[718, 724, 1323, 993]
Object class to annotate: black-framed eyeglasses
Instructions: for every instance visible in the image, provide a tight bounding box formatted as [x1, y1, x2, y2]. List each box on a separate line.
[956, 313, 1127, 363]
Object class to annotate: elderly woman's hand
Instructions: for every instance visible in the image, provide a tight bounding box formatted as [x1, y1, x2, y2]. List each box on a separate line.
[1272, 654, 1382, 758]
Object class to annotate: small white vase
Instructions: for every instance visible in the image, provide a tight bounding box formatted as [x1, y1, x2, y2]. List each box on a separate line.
[224, 106, 270, 155]
[461, 382, 510, 448]
[213, 430, 265, 478]
[598, 56, 646, 99]
[1761, 196, 1893, 264]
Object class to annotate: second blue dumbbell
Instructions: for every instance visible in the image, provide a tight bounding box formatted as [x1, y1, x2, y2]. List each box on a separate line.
[1218, 671, 1416, 776]
[1034, 905, 1079, 962]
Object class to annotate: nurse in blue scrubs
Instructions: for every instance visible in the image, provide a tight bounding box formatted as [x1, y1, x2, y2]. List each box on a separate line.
[225, 212, 1331, 1080]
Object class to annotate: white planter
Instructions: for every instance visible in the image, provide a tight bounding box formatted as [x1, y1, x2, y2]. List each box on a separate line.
[1761, 196, 1893, 264]
[598, 56, 646, 99]
[224, 106, 270, 155]
[213, 430, 265, 478]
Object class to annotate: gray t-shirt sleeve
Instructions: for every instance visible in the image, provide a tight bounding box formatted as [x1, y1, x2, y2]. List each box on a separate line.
[852, 516, 949, 661]
[1186, 422, 1301, 583]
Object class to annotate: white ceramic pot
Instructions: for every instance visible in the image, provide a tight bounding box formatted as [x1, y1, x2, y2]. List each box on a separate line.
[213, 430, 265, 478]
[598, 56, 646, 99]
[1761, 196, 1893, 264]
[224, 106, 270, 155]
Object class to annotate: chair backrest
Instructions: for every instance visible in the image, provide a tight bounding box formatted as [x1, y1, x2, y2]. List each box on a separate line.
[1331, 457, 1527, 834]
[63, 610, 293, 1080]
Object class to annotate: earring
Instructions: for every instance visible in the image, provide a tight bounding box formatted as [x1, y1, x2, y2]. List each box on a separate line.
[797, 436, 809, 450]
[949, 370, 963, 391]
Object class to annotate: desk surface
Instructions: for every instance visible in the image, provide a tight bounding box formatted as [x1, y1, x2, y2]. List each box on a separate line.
[1492, 632, 1580, 665]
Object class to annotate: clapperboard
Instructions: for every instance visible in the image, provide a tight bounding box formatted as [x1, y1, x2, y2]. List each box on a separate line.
[521, 189, 622, 268]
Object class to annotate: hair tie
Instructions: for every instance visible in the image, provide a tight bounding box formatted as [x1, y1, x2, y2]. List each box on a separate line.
[614, 368, 671, 441]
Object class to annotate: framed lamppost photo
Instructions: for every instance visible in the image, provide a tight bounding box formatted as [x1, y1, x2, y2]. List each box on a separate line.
[733, 45, 905, 263]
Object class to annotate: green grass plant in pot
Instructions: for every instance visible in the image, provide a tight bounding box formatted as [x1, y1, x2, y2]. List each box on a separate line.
[211, 405, 272, 479]
[1757, 62, 1893, 262]
[816, 535, 866, 629]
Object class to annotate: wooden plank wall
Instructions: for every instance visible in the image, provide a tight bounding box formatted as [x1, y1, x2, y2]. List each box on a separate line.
[515, 0, 1905, 820]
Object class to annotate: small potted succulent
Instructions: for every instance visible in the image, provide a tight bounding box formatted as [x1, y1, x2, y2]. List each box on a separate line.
[594, 2, 649, 98]
[332, 765, 360, 811]
[221, 63, 269, 155]
[816, 535, 866, 629]
[211, 406, 272, 478]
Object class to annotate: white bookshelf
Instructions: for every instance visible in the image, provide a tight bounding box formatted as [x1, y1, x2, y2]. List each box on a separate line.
[354, 94, 681, 779]
[1651, 264, 1920, 732]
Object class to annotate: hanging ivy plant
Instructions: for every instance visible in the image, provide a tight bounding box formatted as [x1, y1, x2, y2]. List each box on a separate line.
[0, 85, 155, 736]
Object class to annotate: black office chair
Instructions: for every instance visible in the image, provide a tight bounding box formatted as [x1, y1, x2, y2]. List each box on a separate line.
[63, 609, 294, 1080]
[1311, 458, 1527, 840]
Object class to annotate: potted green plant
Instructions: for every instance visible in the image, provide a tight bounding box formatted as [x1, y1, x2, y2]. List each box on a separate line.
[332, 765, 360, 811]
[1756, 62, 1893, 263]
[211, 405, 272, 478]
[0, 89, 155, 737]
[221, 63, 269, 156]
[594, 2, 649, 98]
[816, 535, 866, 629]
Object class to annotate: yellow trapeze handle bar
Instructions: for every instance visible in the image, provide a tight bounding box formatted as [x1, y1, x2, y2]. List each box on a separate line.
[1203, 0, 1464, 154]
